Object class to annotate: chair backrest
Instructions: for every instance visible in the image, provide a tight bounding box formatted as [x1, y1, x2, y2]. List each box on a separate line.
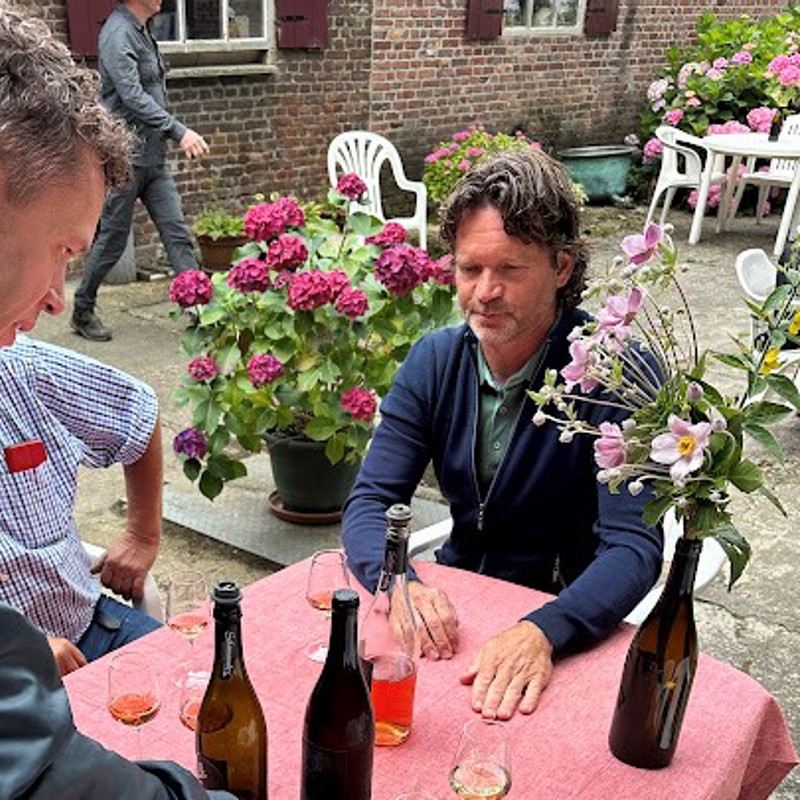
[328, 131, 400, 220]
[327, 130, 428, 249]
[770, 113, 800, 175]
[655, 125, 705, 183]
[735, 248, 776, 303]
[82, 540, 164, 622]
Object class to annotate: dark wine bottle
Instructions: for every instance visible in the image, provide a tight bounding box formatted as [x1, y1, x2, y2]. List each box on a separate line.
[197, 581, 268, 799]
[301, 588, 374, 800]
[608, 536, 702, 769]
[359, 503, 420, 746]
[769, 108, 784, 141]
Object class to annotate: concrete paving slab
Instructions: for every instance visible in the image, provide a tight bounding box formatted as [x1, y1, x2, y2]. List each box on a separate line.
[163, 452, 451, 568]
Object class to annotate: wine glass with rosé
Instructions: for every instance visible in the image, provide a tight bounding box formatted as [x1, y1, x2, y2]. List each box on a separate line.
[449, 719, 512, 800]
[305, 549, 350, 662]
[166, 569, 209, 658]
[107, 651, 160, 758]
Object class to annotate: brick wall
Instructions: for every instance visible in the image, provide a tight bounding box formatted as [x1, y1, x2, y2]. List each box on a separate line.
[19, 0, 788, 267]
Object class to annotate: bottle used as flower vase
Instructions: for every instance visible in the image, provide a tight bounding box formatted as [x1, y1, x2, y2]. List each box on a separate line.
[608, 533, 702, 769]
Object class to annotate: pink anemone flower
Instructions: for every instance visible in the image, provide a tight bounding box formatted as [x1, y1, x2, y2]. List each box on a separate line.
[620, 222, 664, 266]
[650, 414, 712, 483]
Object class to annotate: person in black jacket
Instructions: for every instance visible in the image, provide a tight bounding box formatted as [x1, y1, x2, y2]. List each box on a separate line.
[0, 8, 229, 798]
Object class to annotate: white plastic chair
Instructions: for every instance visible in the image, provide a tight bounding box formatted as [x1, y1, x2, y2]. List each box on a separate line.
[646, 125, 727, 226]
[327, 131, 428, 250]
[407, 508, 726, 626]
[727, 114, 800, 226]
[734, 247, 800, 386]
[83, 540, 164, 622]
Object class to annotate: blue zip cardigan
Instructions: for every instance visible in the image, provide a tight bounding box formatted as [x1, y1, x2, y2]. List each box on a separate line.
[342, 310, 662, 653]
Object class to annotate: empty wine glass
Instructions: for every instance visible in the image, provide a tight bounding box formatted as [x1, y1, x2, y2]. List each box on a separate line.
[449, 719, 512, 800]
[305, 549, 350, 662]
[166, 569, 209, 674]
[107, 651, 161, 759]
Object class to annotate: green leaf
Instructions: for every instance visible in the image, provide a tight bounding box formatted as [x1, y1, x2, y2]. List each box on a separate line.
[713, 352, 750, 371]
[742, 422, 785, 461]
[182, 458, 201, 482]
[325, 434, 345, 464]
[729, 459, 763, 493]
[757, 483, 787, 516]
[642, 494, 674, 527]
[712, 523, 751, 589]
[744, 400, 794, 426]
[765, 373, 800, 411]
[199, 471, 223, 501]
[305, 416, 339, 441]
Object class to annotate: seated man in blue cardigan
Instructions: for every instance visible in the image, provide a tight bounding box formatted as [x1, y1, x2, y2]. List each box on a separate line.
[342, 149, 662, 720]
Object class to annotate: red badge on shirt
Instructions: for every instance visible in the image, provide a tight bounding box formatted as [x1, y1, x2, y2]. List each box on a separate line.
[4, 440, 47, 473]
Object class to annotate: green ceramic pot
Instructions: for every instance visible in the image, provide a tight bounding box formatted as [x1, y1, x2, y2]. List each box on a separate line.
[559, 145, 634, 202]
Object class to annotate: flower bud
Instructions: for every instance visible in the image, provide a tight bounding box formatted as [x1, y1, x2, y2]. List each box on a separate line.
[687, 381, 704, 402]
[533, 410, 547, 426]
[559, 429, 574, 443]
[628, 479, 644, 496]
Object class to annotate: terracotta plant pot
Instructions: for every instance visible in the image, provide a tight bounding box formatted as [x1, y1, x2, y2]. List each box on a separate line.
[197, 235, 249, 273]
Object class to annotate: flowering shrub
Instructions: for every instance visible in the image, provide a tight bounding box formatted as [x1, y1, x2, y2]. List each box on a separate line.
[628, 7, 800, 209]
[423, 125, 543, 205]
[171, 179, 457, 499]
[531, 223, 800, 585]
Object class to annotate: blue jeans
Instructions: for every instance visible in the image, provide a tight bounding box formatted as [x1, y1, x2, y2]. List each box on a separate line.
[74, 162, 198, 314]
[76, 596, 162, 662]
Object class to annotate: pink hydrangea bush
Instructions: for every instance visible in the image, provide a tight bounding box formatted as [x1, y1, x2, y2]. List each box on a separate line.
[171, 179, 456, 499]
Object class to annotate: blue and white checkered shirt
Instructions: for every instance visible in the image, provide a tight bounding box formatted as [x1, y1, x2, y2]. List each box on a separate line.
[0, 337, 158, 642]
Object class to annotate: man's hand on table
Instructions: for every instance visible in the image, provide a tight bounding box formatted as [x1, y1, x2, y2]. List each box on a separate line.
[460, 620, 553, 720]
[407, 580, 460, 660]
[47, 636, 87, 676]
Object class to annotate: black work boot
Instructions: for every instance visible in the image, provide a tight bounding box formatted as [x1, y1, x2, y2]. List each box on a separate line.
[71, 310, 113, 342]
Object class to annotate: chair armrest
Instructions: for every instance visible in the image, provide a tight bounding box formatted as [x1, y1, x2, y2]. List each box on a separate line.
[408, 517, 451, 558]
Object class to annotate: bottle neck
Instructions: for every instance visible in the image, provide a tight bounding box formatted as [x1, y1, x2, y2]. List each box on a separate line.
[213, 607, 246, 679]
[328, 604, 360, 670]
[664, 537, 703, 597]
[376, 533, 409, 593]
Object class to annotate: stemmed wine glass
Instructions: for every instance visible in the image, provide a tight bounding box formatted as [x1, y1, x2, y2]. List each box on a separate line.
[305, 549, 350, 662]
[166, 569, 209, 660]
[107, 651, 161, 759]
[449, 719, 512, 800]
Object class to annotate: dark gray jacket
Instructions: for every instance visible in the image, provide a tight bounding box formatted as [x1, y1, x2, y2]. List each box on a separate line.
[98, 4, 186, 166]
[0, 604, 232, 800]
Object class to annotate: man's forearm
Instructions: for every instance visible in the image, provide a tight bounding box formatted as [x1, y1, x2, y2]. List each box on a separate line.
[122, 414, 163, 544]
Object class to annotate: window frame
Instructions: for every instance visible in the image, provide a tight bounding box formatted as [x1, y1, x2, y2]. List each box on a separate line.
[502, 0, 588, 37]
[156, 0, 275, 77]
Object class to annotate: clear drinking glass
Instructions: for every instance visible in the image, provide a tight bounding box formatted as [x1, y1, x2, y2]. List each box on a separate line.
[305, 549, 350, 662]
[166, 569, 210, 648]
[178, 667, 210, 730]
[107, 651, 161, 759]
[449, 719, 512, 800]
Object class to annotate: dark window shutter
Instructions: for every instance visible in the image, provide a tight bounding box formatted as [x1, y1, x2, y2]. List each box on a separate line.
[276, 0, 329, 49]
[466, 0, 503, 40]
[584, 0, 619, 37]
[66, 0, 117, 57]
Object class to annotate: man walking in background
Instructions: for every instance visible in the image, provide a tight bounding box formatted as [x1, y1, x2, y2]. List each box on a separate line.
[72, 0, 210, 342]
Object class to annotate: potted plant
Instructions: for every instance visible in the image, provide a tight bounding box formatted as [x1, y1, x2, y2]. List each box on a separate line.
[170, 175, 457, 514]
[192, 203, 247, 272]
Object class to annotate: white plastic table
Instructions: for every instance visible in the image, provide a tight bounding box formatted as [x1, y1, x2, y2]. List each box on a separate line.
[689, 132, 800, 256]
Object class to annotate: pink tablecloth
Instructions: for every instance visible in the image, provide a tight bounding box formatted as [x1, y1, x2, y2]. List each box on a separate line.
[64, 560, 798, 799]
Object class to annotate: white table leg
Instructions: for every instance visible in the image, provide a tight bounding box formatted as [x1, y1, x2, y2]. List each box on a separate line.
[773, 164, 800, 256]
[717, 155, 742, 233]
[689, 151, 717, 244]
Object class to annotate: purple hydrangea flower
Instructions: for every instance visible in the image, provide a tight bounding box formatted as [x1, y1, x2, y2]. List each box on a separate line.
[247, 353, 284, 387]
[335, 286, 369, 319]
[243, 197, 305, 241]
[173, 427, 207, 459]
[187, 356, 219, 382]
[227, 257, 271, 293]
[340, 386, 377, 422]
[365, 222, 407, 247]
[169, 270, 213, 308]
[374, 245, 433, 296]
[335, 173, 368, 201]
[287, 270, 333, 311]
[266, 235, 308, 272]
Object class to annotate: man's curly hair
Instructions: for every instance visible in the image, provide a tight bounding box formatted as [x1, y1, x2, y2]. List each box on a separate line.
[439, 149, 589, 310]
[0, 5, 132, 205]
